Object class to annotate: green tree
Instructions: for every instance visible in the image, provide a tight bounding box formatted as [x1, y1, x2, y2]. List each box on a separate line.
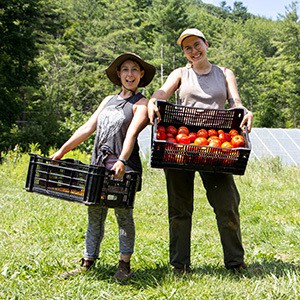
[0, 0, 41, 155]
[231, 1, 251, 21]
[255, 2, 300, 127]
[145, 0, 191, 95]
[209, 20, 260, 112]
[0, 0, 69, 156]
[2, 0, 300, 158]
[186, 3, 224, 45]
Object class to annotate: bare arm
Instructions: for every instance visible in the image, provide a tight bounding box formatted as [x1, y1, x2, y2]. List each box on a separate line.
[148, 68, 182, 124]
[225, 68, 253, 132]
[112, 98, 150, 178]
[50, 96, 112, 160]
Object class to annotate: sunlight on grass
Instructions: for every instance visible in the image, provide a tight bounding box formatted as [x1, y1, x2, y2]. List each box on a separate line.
[0, 151, 299, 299]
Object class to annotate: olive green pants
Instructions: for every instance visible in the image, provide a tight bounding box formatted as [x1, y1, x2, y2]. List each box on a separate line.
[164, 169, 244, 269]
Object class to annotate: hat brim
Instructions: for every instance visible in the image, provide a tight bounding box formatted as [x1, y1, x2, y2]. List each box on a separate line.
[177, 29, 206, 46]
[177, 34, 192, 46]
[177, 34, 206, 46]
[105, 53, 156, 87]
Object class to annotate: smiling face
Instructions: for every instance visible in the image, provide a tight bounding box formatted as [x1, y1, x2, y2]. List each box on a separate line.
[181, 35, 209, 64]
[117, 60, 144, 91]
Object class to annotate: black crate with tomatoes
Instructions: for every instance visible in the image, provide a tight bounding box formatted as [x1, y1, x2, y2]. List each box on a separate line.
[25, 154, 140, 208]
[150, 100, 251, 175]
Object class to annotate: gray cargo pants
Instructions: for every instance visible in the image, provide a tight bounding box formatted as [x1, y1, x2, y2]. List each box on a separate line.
[84, 155, 135, 259]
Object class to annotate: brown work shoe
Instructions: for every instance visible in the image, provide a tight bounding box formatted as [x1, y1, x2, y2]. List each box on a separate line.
[60, 258, 94, 279]
[114, 260, 132, 282]
[226, 262, 248, 273]
[173, 265, 192, 275]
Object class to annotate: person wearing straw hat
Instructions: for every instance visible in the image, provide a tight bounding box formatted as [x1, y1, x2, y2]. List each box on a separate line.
[51, 52, 155, 281]
[148, 28, 253, 274]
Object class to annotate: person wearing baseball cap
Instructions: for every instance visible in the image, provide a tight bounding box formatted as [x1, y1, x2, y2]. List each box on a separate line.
[176, 28, 207, 46]
[148, 28, 253, 274]
[51, 53, 156, 282]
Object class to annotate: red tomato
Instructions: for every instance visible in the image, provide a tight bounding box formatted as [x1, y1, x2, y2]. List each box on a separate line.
[188, 132, 197, 142]
[208, 129, 218, 137]
[221, 141, 233, 148]
[229, 129, 239, 137]
[166, 125, 177, 136]
[166, 137, 177, 143]
[207, 135, 219, 143]
[218, 129, 225, 135]
[231, 135, 245, 148]
[197, 129, 208, 138]
[194, 137, 209, 146]
[156, 131, 166, 140]
[218, 132, 227, 143]
[176, 133, 190, 144]
[208, 138, 222, 147]
[157, 125, 166, 132]
[166, 132, 174, 138]
[225, 133, 232, 142]
[178, 126, 189, 135]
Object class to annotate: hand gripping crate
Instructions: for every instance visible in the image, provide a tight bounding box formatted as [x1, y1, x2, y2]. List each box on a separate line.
[150, 100, 251, 175]
[25, 154, 140, 208]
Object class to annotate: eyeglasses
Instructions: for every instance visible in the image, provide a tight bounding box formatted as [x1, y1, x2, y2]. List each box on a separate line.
[182, 42, 203, 54]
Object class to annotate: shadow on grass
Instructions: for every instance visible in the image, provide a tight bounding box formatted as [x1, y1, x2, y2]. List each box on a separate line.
[63, 258, 299, 286]
[129, 265, 171, 288]
[80, 261, 170, 287]
[194, 259, 300, 279]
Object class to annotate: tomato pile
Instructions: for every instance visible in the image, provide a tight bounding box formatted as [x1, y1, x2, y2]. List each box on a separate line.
[156, 125, 245, 148]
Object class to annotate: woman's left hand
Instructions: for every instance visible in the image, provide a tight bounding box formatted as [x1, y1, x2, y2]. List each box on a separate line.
[240, 111, 253, 133]
[111, 160, 126, 179]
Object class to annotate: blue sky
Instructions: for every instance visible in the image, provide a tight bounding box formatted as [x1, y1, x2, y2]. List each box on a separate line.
[202, 0, 298, 20]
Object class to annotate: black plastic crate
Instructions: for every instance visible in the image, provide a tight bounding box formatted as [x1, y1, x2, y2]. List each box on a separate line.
[25, 154, 139, 208]
[99, 172, 140, 208]
[150, 101, 251, 175]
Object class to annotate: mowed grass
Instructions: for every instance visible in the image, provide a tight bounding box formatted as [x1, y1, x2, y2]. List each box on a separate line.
[0, 150, 299, 299]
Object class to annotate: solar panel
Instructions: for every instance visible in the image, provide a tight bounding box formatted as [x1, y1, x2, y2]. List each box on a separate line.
[138, 125, 152, 160]
[138, 126, 300, 166]
[249, 128, 300, 165]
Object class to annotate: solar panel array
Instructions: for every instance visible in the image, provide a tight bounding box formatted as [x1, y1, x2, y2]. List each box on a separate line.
[138, 126, 300, 166]
[249, 128, 300, 166]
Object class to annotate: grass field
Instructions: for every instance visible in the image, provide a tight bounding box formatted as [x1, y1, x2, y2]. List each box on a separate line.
[0, 149, 299, 299]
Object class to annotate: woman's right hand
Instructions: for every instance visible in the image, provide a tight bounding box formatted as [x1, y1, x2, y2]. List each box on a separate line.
[148, 100, 161, 125]
[50, 150, 64, 161]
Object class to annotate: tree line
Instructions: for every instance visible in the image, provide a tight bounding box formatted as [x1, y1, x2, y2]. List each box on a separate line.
[0, 0, 299, 157]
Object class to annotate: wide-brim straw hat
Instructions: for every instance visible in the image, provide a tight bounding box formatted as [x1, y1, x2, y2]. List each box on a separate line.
[105, 53, 156, 87]
[177, 28, 206, 46]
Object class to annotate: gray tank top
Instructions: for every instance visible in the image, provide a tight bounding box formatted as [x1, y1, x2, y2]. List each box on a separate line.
[90, 93, 143, 174]
[178, 64, 227, 109]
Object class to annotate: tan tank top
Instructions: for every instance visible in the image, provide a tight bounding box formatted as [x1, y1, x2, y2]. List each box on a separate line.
[178, 64, 227, 109]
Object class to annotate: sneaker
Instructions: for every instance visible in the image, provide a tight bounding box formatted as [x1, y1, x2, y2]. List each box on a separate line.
[60, 258, 94, 279]
[173, 265, 192, 275]
[226, 262, 247, 273]
[114, 260, 132, 282]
